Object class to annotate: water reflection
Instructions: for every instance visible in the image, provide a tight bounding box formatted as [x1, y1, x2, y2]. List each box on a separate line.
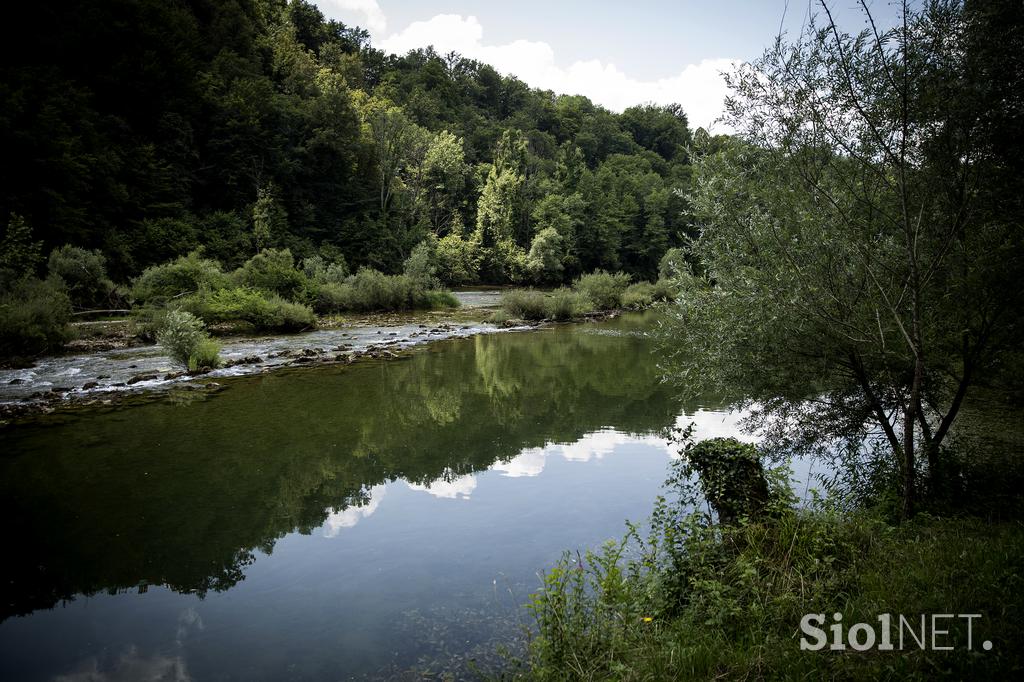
[408, 472, 478, 499]
[0, 313, 686, 623]
[322, 485, 387, 536]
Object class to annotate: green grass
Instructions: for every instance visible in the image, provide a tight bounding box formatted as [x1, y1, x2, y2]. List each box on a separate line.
[524, 508, 1024, 680]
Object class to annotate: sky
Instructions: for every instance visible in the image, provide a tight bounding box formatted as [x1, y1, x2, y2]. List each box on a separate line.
[310, 1, 906, 131]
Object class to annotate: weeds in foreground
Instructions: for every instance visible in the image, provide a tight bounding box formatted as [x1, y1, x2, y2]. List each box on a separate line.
[523, 436, 1024, 680]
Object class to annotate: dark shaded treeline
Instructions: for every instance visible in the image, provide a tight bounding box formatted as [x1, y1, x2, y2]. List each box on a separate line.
[0, 0, 696, 282]
[0, 317, 686, 620]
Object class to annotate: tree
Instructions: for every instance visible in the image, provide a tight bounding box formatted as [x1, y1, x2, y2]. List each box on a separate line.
[47, 244, 114, 309]
[475, 129, 531, 249]
[0, 213, 42, 277]
[620, 103, 691, 163]
[252, 184, 288, 252]
[421, 131, 469, 235]
[526, 227, 566, 284]
[663, 1, 1024, 519]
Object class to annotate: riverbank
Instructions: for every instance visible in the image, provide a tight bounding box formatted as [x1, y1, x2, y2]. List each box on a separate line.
[0, 290, 624, 423]
[521, 393, 1024, 680]
[524, 509, 1024, 680]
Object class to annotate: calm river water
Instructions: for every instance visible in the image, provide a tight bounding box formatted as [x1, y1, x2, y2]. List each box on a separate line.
[0, 312, 754, 680]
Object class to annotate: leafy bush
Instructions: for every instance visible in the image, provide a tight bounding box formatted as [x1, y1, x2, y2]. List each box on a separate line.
[500, 289, 548, 320]
[234, 248, 307, 300]
[301, 254, 349, 284]
[346, 268, 420, 311]
[178, 287, 315, 332]
[545, 287, 590, 321]
[157, 310, 219, 369]
[0, 276, 72, 365]
[129, 305, 169, 342]
[573, 270, 631, 310]
[310, 268, 459, 314]
[650, 278, 678, 302]
[311, 281, 350, 315]
[622, 281, 655, 309]
[188, 337, 222, 371]
[47, 244, 114, 308]
[131, 250, 231, 305]
[622, 280, 675, 309]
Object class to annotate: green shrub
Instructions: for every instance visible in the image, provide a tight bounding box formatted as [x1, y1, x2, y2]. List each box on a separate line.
[131, 250, 231, 305]
[425, 290, 459, 309]
[0, 276, 72, 365]
[622, 281, 656, 309]
[188, 337, 222, 371]
[650, 278, 678, 302]
[544, 287, 590, 321]
[501, 289, 548, 320]
[347, 268, 418, 310]
[573, 270, 631, 310]
[178, 287, 315, 332]
[310, 269, 458, 314]
[47, 244, 114, 308]
[234, 248, 307, 300]
[301, 254, 349, 284]
[311, 281, 351, 315]
[157, 310, 212, 369]
[129, 305, 169, 342]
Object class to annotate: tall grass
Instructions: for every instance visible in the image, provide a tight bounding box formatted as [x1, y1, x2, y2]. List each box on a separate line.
[500, 289, 548, 320]
[525, 448, 1024, 680]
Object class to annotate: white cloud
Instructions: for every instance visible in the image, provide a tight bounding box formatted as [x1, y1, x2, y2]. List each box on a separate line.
[492, 448, 547, 477]
[408, 472, 477, 499]
[323, 485, 386, 536]
[315, 0, 387, 35]
[377, 14, 737, 130]
[491, 428, 671, 479]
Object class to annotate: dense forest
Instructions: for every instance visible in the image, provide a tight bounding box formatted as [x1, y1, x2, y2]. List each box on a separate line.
[0, 0, 694, 284]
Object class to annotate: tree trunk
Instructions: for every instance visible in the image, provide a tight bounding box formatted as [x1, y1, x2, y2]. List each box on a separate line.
[901, 356, 925, 521]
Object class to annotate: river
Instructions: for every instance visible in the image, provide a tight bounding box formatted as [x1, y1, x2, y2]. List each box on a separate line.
[0, 310, 752, 680]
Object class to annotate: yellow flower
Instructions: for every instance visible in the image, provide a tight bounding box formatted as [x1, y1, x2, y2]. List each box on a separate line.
[642, 617, 653, 622]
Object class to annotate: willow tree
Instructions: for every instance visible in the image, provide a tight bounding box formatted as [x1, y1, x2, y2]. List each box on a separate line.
[663, 0, 1023, 519]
